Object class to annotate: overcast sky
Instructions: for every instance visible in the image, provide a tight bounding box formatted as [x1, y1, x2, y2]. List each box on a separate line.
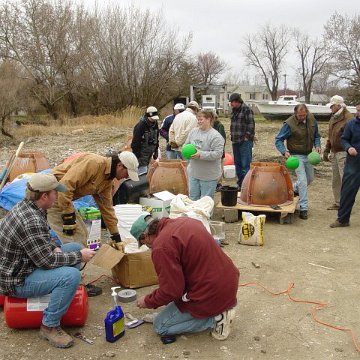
[84, 0, 359, 89]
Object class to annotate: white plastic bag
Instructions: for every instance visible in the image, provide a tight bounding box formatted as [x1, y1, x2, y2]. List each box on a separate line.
[238, 212, 266, 246]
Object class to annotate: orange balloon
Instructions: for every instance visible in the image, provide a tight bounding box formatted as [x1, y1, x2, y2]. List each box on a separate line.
[224, 153, 234, 166]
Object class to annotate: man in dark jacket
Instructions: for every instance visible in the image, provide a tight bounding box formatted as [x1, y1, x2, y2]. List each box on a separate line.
[229, 93, 255, 188]
[131, 106, 160, 166]
[131, 215, 239, 341]
[323, 95, 354, 210]
[275, 104, 321, 220]
[330, 102, 360, 228]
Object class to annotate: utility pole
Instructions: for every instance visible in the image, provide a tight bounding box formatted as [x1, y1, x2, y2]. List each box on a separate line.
[283, 73, 287, 95]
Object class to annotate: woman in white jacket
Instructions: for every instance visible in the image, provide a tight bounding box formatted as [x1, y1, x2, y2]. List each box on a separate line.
[184, 110, 225, 200]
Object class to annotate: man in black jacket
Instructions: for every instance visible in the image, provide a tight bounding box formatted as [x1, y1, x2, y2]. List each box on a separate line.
[131, 106, 160, 167]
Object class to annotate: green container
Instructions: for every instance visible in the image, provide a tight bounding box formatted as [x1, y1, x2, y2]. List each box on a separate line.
[181, 144, 197, 159]
[308, 151, 321, 165]
[79, 207, 101, 220]
[285, 156, 300, 170]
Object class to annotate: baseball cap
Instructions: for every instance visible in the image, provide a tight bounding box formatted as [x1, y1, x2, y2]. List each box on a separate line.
[118, 151, 139, 181]
[187, 101, 200, 110]
[174, 103, 185, 110]
[27, 173, 67, 193]
[329, 95, 345, 107]
[130, 214, 154, 241]
[146, 106, 159, 120]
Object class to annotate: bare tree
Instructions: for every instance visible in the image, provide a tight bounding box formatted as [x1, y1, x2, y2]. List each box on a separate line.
[293, 30, 330, 103]
[195, 51, 227, 86]
[0, 0, 94, 119]
[324, 12, 360, 91]
[0, 61, 26, 137]
[243, 24, 290, 100]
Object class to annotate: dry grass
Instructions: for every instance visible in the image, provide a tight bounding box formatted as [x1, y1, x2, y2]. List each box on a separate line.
[12, 106, 143, 138]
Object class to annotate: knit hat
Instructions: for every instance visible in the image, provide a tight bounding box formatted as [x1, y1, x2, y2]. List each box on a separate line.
[229, 93, 242, 102]
[329, 95, 345, 107]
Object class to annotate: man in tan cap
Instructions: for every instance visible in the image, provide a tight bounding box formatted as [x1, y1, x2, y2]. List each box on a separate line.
[169, 101, 200, 159]
[0, 173, 96, 348]
[48, 151, 139, 246]
[323, 95, 354, 210]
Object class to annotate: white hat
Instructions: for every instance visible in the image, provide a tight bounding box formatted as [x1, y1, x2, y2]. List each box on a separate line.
[329, 95, 345, 107]
[174, 103, 185, 110]
[146, 106, 159, 120]
[118, 151, 139, 181]
[28, 173, 67, 193]
[187, 101, 200, 110]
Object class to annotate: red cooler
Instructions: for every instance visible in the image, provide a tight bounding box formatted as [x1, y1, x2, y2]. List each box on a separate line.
[4, 285, 88, 329]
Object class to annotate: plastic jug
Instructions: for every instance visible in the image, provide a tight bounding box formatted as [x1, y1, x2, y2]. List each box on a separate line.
[105, 286, 125, 342]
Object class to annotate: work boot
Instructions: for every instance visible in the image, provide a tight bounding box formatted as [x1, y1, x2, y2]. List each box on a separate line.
[39, 325, 74, 348]
[327, 204, 340, 210]
[299, 210, 308, 220]
[329, 220, 349, 228]
[211, 308, 236, 341]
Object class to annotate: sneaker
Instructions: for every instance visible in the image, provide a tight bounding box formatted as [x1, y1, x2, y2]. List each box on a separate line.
[330, 220, 349, 228]
[39, 325, 74, 348]
[327, 204, 340, 210]
[211, 308, 236, 341]
[299, 210, 308, 220]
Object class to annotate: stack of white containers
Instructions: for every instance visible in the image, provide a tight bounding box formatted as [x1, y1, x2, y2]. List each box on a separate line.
[114, 204, 143, 231]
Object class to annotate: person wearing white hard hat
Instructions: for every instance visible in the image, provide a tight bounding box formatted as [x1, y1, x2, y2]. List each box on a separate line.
[159, 103, 185, 159]
[131, 106, 160, 166]
[323, 95, 354, 210]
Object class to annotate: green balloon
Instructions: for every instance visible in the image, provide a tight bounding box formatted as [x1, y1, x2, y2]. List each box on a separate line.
[181, 144, 197, 159]
[286, 156, 300, 170]
[308, 151, 321, 165]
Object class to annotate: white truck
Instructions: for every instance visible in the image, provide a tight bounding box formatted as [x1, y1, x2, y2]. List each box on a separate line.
[201, 94, 217, 112]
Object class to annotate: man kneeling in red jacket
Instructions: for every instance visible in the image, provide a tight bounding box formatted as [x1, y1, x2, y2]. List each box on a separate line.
[131, 215, 239, 340]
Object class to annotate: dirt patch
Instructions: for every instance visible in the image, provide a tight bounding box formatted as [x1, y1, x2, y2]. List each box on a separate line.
[1, 119, 360, 360]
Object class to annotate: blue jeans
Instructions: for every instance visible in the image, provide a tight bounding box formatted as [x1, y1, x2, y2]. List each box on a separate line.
[189, 176, 218, 201]
[14, 243, 82, 327]
[338, 155, 360, 223]
[154, 302, 215, 336]
[232, 140, 253, 187]
[293, 155, 314, 211]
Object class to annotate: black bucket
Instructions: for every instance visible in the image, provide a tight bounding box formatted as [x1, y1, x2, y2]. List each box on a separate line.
[220, 186, 239, 206]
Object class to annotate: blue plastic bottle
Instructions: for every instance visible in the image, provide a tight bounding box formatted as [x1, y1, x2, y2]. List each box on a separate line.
[105, 287, 125, 342]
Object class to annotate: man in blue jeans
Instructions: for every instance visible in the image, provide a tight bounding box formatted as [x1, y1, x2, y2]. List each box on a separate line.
[131, 215, 239, 341]
[275, 104, 321, 219]
[0, 173, 96, 348]
[229, 93, 255, 188]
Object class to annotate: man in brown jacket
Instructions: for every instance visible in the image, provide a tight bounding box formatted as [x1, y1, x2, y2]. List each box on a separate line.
[48, 152, 139, 246]
[323, 95, 354, 210]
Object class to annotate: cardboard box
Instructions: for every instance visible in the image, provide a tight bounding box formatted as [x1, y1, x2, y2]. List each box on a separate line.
[139, 191, 176, 219]
[91, 243, 158, 289]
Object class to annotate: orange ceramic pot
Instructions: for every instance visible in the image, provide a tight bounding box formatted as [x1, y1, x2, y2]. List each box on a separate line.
[239, 162, 294, 206]
[147, 159, 188, 195]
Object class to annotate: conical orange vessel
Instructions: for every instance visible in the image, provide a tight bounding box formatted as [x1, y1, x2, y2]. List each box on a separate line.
[239, 162, 294, 206]
[147, 160, 188, 195]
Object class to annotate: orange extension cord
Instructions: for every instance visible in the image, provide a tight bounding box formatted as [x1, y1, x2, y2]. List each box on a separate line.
[239, 281, 360, 353]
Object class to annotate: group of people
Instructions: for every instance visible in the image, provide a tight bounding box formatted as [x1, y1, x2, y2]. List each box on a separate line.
[1, 93, 359, 349]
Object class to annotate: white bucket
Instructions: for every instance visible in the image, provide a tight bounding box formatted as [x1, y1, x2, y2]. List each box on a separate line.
[223, 165, 236, 179]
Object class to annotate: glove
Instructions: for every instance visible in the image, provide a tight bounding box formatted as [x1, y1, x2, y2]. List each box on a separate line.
[323, 150, 330, 162]
[153, 151, 158, 160]
[110, 233, 122, 243]
[61, 212, 76, 235]
[169, 141, 178, 149]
